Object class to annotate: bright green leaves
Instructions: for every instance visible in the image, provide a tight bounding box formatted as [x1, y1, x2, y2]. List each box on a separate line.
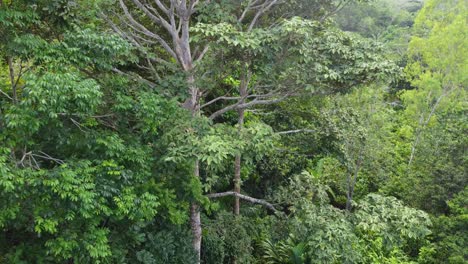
[280, 18, 399, 91]
[45, 163, 96, 204]
[0, 152, 20, 227]
[195, 16, 398, 94]
[269, 171, 360, 263]
[354, 194, 432, 263]
[355, 194, 431, 245]
[45, 232, 81, 260]
[0, 156, 168, 261]
[405, 0, 467, 109]
[192, 23, 274, 51]
[83, 227, 112, 260]
[114, 188, 160, 221]
[253, 16, 399, 95]
[267, 168, 433, 263]
[0, 8, 39, 28]
[0, 148, 17, 193]
[1, 0, 463, 262]
[2, 70, 102, 150]
[35, 217, 59, 235]
[388, 0, 468, 217]
[260, 234, 308, 264]
[43, 226, 112, 262]
[24, 72, 102, 118]
[199, 131, 238, 167]
[420, 187, 468, 263]
[10, 28, 134, 70]
[134, 91, 180, 136]
[298, 206, 360, 263]
[60, 28, 136, 69]
[0, 5, 40, 55]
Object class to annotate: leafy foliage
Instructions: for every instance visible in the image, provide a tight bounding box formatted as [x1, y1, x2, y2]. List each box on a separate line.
[0, 0, 465, 263]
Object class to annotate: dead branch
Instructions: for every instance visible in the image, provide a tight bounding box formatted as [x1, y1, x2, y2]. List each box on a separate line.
[206, 191, 277, 211]
[277, 129, 316, 135]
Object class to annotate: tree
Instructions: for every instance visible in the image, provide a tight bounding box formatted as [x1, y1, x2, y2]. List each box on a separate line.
[2, 0, 460, 262]
[385, 0, 468, 213]
[102, 0, 397, 261]
[0, 1, 194, 262]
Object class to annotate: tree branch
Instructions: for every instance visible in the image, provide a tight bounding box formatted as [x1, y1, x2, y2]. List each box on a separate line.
[277, 129, 316, 135]
[118, 0, 178, 60]
[320, 0, 351, 22]
[201, 96, 242, 108]
[247, 0, 280, 31]
[0, 89, 13, 101]
[238, 0, 261, 23]
[130, 0, 174, 33]
[206, 191, 277, 211]
[208, 91, 292, 120]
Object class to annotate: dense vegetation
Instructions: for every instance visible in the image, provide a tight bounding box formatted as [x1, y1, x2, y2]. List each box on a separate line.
[0, 0, 466, 263]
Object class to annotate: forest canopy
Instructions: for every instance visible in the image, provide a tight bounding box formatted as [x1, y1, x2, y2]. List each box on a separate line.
[0, 0, 466, 263]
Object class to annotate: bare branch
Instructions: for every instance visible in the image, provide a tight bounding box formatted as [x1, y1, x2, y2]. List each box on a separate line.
[206, 191, 277, 211]
[130, 0, 173, 33]
[248, 0, 280, 31]
[209, 93, 291, 120]
[34, 151, 65, 165]
[19, 151, 64, 168]
[19, 151, 32, 166]
[29, 155, 40, 169]
[118, 0, 178, 60]
[153, 0, 170, 15]
[320, 0, 351, 22]
[112, 68, 157, 87]
[0, 89, 13, 101]
[189, 0, 200, 14]
[194, 45, 209, 64]
[277, 129, 316, 135]
[70, 118, 87, 133]
[209, 99, 244, 119]
[238, 0, 261, 23]
[201, 96, 242, 108]
[408, 91, 447, 167]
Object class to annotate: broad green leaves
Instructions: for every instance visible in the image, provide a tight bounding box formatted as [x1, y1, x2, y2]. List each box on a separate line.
[355, 194, 431, 246]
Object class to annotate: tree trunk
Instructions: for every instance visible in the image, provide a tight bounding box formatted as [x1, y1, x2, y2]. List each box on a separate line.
[190, 136, 202, 264]
[346, 150, 363, 211]
[186, 74, 202, 263]
[233, 118, 243, 215]
[113, 1, 204, 261]
[233, 72, 248, 215]
[190, 159, 202, 261]
[7, 57, 17, 104]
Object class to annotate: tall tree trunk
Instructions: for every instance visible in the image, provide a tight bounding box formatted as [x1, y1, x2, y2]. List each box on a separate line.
[113, 1, 204, 261]
[233, 71, 248, 215]
[190, 160, 202, 262]
[186, 74, 202, 263]
[233, 113, 244, 215]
